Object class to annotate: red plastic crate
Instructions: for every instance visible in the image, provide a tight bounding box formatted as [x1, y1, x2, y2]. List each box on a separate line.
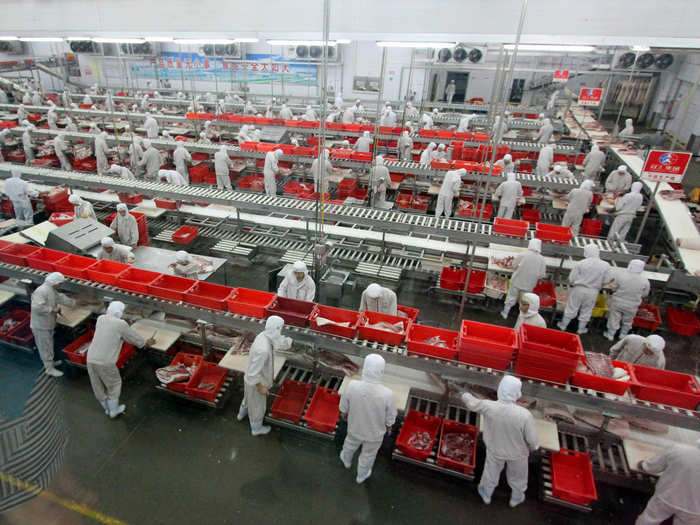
[581, 219, 602, 237]
[54, 254, 95, 279]
[184, 281, 234, 310]
[119, 193, 143, 205]
[412, 194, 430, 211]
[397, 305, 419, 322]
[571, 360, 633, 396]
[61, 330, 94, 365]
[351, 151, 372, 162]
[532, 281, 556, 308]
[665, 307, 700, 336]
[155, 198, 180, 210]
[550, 450, 597, 505]
[358, 310, 410, 346]
[430, 159, 452, 170]
[303, 387, 341, 433]
[521, 208, 541, 225]
[115, 342, 137, 369]
[226, 288, 275, 319]
[148, 274, 196, 301]
[440, 267, 466, 291]
[309, 305, 359, 339]
[86, 260, 130, 286]
[0, 310, 30, 340]
[165, 353, 204, 393]
[519, 324, 584, 360]
[535, 223, 573, 245]
[396, 410, 442, 461]
[266, 296, 317, 327]
[437, 130, 454, 139]
[406, 324, 457, 360]
[629, 365, 700, 410]
[436, 420, 478, 474]
[458, 321, 517, 369]
[118, 268, 161, 294]
[185, 361, 228, 402]
[293, 146, 315, 156]
[25, 248, 68, 272]
[633, 303, 661, 331]
[419, 129, 437, 138]
[270, 379, 313, 424]
[493, 218, 528, 237]
[514, 360, 576, 384]
[172, 225, 198, 244]
[6, 323, 32, 346]
[0, 243, 40, 266]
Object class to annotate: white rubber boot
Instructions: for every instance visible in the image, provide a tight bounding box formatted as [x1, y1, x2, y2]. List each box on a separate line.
[107, 398, 126, 419]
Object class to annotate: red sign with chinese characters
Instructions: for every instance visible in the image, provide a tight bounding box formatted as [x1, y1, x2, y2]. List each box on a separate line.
[553, 70, 569, 83]
[578, 87, 604, 106]
[641, 150, 692, 184]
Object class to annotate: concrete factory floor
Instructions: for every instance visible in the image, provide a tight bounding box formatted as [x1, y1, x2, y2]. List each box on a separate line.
[1, 259, 697, 525]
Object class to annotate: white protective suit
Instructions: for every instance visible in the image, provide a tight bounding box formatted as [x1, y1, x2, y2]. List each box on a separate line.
[535, 145, 554, 177]
[561, 180, 594, 235]
[514, 293, 546, 331]
[138, 140, 161, 180]
[419, 143, 437, 165]
[492, 115, 508, 144]
[173, 144, 192, 183]
[277, 261, 316, 302]
[635, 440, 700, 525]
[278, 104, 293, 120]
[4, 167, 38, 225]
[342, 107, 355, 124]
[494, 172, 523, 220]
[421, 113, 434, 130]
[143, 112, 159, 139]
[547, 165, 574, 178]
[159, 169, 187, 186]
[605, 165, 632, 194]
[494, 154, 515, 174]
[380, 106, 397, 126]
[47, 109, 58, 130]
[171, 251, 199, 279]
[398, 131, 413, 161]
[53, 133, 72, 171]
[30, 273, 75, 376]
[435, 168, 464, 218]
[360, 284, 398, 316]
[98, 238, 133, 263]
[502, 239, 547, 318]
[445, 81, 456, 103]
[21, 126, 34, 165]
[605, 259, 650, 340]
[17, 104, 27, 122]
[238, 316, 292, 435]
[457, 114, 476, 132]
[354, 131, 372, 153]
[404, 102, 418, 119]
[87, 301, 147, 417]
[619, 118, 634, 138]
[302, 105, 317, 121]
[311, 149, 333, 193]
[64, 116, 78, 133]
[69, 194, 97, 221]
[32, 91, 42, 106]
[535, 118, 554, 144]
[462, 376, 538, 507]
[558, 244, 613, 334]
[610, 334, 666, 369]
[583, 145, 605, 180]
[263, 149, 283, 196]
[353, 100, 365, 113]
[110, 204, 139, 247]
[608, 182, 643, 242]
[94, 131, 110, 175]
[237, 124, 254, 144]
[340, 354, 397, 484]
[107, 164, 135, 180]
[21, 92, 31, 105]
[129, 136, 145, 177]
[371, 155, 390, 201]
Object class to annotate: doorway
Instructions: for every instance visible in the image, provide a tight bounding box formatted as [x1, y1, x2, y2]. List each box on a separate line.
[509, 78, 525, 103]
[445, 72, 469, 103]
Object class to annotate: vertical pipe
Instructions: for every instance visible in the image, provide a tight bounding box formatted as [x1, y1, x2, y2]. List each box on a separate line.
[401, 48, 416, 130]
[315, 0, 331, 252]
[369, 47, 388, 206]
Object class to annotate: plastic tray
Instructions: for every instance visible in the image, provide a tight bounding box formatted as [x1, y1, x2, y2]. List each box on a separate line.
[519, 324, 584, 360]
[436, 420, 478, 474]
[571, 360, 634, 396]
[514, 359, 576, 384]
[172, 225, 198, 244]
[7, 323, 32, 346]
[532, 281, 557, 308]
[86, 260, 130, 286]
[521, 208, 541, 225]
[164, 353, 203, 393]
[154, 198, 180, 210]
[629, 364, 700, 410]
[550, 450, 597, 505]
[581, 219, 602, 237]
[118, 268, 161, 294]
[396, 410, 442, 461]
[226, 288, 275, 319]
[0, 310, 30, 340]
[116, 343, 137, 368]
[633, 303, 661, 331]
[54, 254, 96, 279]
[62, 330, 94, 365]
[184, 281, 234, 310]
[0, 243, 41, 266]
[25, 248, 68, 272]
[303, 387, 341, 433]
[185, 361, 228, 402]
[493, 218, 528, 237]
[269, 379, 313, 424]
[148, 274, 197, 302]
[459, 320, 517, 355]
[439, 267, 466, 291]
[265, 296, 317, 327]
[535, 223, 573, 245]
[406, 324, 457, 360]
[358, 310, 411, 346]
[397, 305, 419, 322]
[309, 305, 360, 339]
[665, 307, 700, 336]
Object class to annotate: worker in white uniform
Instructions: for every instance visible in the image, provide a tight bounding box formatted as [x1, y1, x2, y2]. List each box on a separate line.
[107, 164, 135, 180]
[501, 239, 546, 319]
[87, 301, 153, 418]
[493, 172, 523, 220]
[610, 334, 666, 369]
[311, 149, 333, 193]
[237, 124, 254, 144]
[0, 129, 10, 162]
[140, 94, 149, 112]
[53, 132, 72, 171]
[237, 316, 292, 436]
[138, 139, 161, 180]
[558, 244, 613, 334]
[244, 100, 256, 115]
[547, 164, 574, 178]
[64, 116, 78, 132]
[104, 90, 114, 112]
[435, 168, 464, 218]
[492, 115, 508, 144]
[535, 118, 554, 144]
[462, 376, 538, 507]
[212, 145, 233, 191]
[360, 283, 398, 316]
[514, 293, 546, 330]
[339, 353, 397, 484]
[434, 143, 447, 160]
[635, 439, 700, 525]
[342, 106, 355, 124]
[158, 169, 187, 186]
[583, 144, 605, 181]
[325, 110, 340, 123]
[198, 131, 211, 144]
[608, 182, 643, 242]
[21, 122, 35, 165]
[30, 272, 76, 377]
[398, 131, 413, 161]
[380, 105, 397, 127]
[302, 105, 317, 121]
[445, 80, 456, 104]
[32, 90, 42, 106]
[419, 143, 437, 165]
[354, 131, 372, 153]
[263, 149, 283, 197]
[98, 237, 134, 263]
[604, 259, 650, 341]
[3, 167, 38, 225]
[69, 194, 97, 221]
[173, 143, 192, 183]
[94, 131, 110, 175]
[46, 107, 58, 130]
[561, 180, 595, 235]
[143, 112, 159, 139]
[129, 136, 144, 178]
[169, 250, 200, 280]
[535, 144, 554, 177]
[352, 100, 365, 113]
[21, 92, 31, 104]
[494, 154, 515, 174]
[110, 203, 139, 248]
[373, 173, 389, 209]
[457, 114, 476, 132]
[405, 102, 418, 119]
[17, 104, 28, 122]
[421, 113, 434, 130]
[278, 104, 294, 120]
[619, 118, 634, 138]
[277, 261, 316, 302]
[369, 153, 391, 197]
[605, 165, 632, 194]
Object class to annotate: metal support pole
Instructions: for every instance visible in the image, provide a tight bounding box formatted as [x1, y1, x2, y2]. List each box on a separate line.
[400, 48, 416, 130]
[369, 47, 388, 205]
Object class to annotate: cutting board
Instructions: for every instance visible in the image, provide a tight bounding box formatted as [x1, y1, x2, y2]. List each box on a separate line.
[339, 375, 411, 411]
[0, 290, 15, 308]
[57, 306, 92, 328]
[623, 439, 663, 472]
[130, 206, 166, 218]
[534, 417, 560, 451]
[130, 321, 181, 351]
[218, 351, 286, 377]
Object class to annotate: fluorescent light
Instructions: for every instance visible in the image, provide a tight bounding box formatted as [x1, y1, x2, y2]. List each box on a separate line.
[234, 38, 259, 43]
[632, 45, 650, 52]
[376, 41, 457, 48]
[65, 37, 93, 41]
[0, 36, 19, 41]
[503, 44, 595, 52]
[93, 37, 145, 44]
[19, 37, 64, 42]
[145, 36, 174, 42]
[267, 39, 343, 46]
[335, 39, 351, 44]
[174, 39, 235, 45]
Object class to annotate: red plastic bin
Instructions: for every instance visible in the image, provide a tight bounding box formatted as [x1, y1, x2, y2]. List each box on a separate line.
[535, 223, 573, 245]
[270, 379, 313, 424]
[581, 219, 602, 237]
[86, 260, 130, 286]
[116, 343, 137, 369]
[436, 420, 478, 474]
[493, 218, 528, 237]
[118, 268, 161, 294]
[440, 267, 466, 291]
[406, 324, 457, 360]
[185, 281, 234, 310]
[62, 330, 94, 365]
[629, 364, 700, 410]
[6, 323, 32, 346]
[226, 288, 275, 318]
[309, 305, 359, 339]
[358, 310, 410, 346]
[54, 254, 95, 279]
[521, 208, 541, 225]
[519, 324, 584, 360]
[550, 450, 597, 505]
[514, 358, 576, 384]
[532, 281, 557, 308]
[665, 307, 700, 336]
[265, 296, 317, 327]
[0, 310, 30, 340]
[397, 305, 419, 322]
[165, 353, 203, 393]
[633, 303, 661, 331]
[172, 225, 198, 244]
[303, 387, 341, 433]
[0, 243, 40, 266]
[148, 274, 196, 301]
[25, 248, 68, 272]
[395, 410, 442, 461]
[571, 360, 634, 396]
[458, 320, 517, 370]
[185, 361, 228, 402]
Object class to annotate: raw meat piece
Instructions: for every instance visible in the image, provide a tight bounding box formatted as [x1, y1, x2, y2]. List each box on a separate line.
[407, 431, 433, 451]
[584, 352, 615, 378]
[492, 256, 515, 269]
[659, 190, 686, 201]
[155, 363, 196, 385]
[315, 317, 351, 328]
[317, 350, 360, 377]
[485, 273, 507, 291]
[635, 308, 658, 322]
[366, 321, 404, 333]
[197, 381, 216, 391]
[625, 417, 669, 434]
[441, 432, 475, 462]
[541, 401, 576, 425]
[0, 318, 20, 332]
[421, 336, 447, 348]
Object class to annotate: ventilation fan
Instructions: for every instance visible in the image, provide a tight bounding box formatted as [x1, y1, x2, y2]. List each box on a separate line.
[0, 42, 10, 52]
[468, 48, 483, 63]
[453, 47, 467, 63]
[70, 41, 94, 53]
[617, 52, 636, 68]
[309, 46, 322, 58]
[636, 53, 655, 69]
[656, 53, 674, 69]
[295, 45, 309, 58]
[437, 48, 452, 62]
[202, 44, 215, 56]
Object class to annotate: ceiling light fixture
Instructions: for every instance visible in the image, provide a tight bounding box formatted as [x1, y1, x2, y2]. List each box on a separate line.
[145, 36, 174, 42]
[174, 38, 235, 45]
[503, 44, 595, 52]
[631, 45, 651, 52]
[19, 37, 64, 42]
[376, 41, 457, 48]
[93, 37, 145, 44]
[266, 39, 347, 46]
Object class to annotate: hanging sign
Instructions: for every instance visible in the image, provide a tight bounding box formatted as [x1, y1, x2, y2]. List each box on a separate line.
[553, 70, 569, 83]
[578, 87, 604, 106]
[641, 150, 692, 184]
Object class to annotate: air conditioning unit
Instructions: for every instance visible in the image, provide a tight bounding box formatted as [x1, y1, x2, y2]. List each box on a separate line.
[69, 40, 97, 54]
[0, 41, 25, 55]
[435, 46, 486, 64]
[286, 45, 339, 62]
[119, 42, 158, 56]
[614, 50, 675, 71]
[201, 43, 241, 58]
